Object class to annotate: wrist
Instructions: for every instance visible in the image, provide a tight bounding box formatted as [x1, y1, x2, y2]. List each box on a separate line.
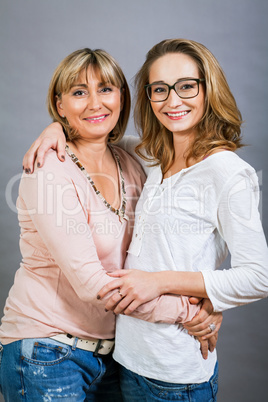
[155, 271, 177, 295]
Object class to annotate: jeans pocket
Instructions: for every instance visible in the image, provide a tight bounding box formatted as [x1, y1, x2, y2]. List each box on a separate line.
[142, 376, 187, 399]
[21, 338, 70, 366]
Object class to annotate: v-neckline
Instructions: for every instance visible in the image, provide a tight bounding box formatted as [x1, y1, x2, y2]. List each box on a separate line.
[65, 144, 129, 222]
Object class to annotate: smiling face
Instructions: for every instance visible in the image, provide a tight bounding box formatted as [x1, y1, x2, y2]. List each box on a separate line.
[56, 66, 122, 143]
[148, 52, 205, 141]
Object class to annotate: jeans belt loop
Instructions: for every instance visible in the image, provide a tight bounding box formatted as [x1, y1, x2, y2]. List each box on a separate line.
[93, 339, 104, 357]
[71, 337, 78, 351]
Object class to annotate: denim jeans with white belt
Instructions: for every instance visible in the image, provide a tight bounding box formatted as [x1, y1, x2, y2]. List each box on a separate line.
[0, 336, 122, 401]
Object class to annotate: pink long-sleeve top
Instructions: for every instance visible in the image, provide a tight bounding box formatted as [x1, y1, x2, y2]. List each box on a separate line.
[0, 145, 199, 345]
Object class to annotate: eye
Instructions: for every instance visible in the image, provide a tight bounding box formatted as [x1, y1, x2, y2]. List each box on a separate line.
[99, 86, 114, 94]
[177, 81, 197, 91]
[72, 90, 87, 96]
[152, 85, 168, 94]
[181, 83, 194, 90]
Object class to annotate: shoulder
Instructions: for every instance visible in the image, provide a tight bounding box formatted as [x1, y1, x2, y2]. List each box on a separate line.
[34, 148, 78, 176]
[205, 152, 260, 205]
[204, 151, 256, 178]
[21, 149, 78, 189]
[194, 151, 259, 201]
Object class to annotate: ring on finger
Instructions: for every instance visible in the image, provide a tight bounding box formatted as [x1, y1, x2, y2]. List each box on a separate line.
[209, 323, 216, 332]
[118, 290, 124, 298]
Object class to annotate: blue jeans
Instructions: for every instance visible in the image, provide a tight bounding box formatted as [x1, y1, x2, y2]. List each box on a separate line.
[0, 338, 122, 401]
[120, 362, 218, 402]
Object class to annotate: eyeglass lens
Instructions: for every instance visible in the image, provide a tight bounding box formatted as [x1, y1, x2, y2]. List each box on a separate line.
[147, 79, 200, 101]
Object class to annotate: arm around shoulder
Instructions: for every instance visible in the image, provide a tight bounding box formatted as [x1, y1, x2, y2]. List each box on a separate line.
[23, 122, 66, 173]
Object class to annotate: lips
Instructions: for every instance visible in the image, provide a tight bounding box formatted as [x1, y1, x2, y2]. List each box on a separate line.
[84, 114, 109, 123]
[165, 111, 190, 119]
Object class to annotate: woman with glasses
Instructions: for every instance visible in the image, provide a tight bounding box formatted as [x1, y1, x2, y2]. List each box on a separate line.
[22, 39, 268, 401]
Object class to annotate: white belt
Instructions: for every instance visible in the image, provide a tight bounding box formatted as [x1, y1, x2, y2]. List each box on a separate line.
[50, 333, 115, 356]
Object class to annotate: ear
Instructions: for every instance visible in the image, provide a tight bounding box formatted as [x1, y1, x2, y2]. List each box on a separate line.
[56, 96, 65, 118]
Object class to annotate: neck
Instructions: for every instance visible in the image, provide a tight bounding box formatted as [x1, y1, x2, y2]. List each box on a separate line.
[68, 137, 110, 170]
[172, 132, 195, 162]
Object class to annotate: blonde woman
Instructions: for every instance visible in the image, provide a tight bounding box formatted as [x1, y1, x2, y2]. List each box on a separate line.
[0, 47, 209, 401]
[98, 39, 268, 401]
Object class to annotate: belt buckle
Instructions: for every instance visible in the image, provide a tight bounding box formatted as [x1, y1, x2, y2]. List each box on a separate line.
[93, 339, 104, 357]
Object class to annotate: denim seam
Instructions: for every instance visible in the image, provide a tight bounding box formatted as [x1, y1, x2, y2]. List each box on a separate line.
[88, 356, 104, 389]
[21, 348, 71, 367]
[20, 341, 26, 398]
[142, 376, 189, 392]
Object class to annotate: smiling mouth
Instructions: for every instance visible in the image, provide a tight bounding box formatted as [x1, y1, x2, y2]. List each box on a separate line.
[166, 111, 190, 118]
[84, 114, 109, 123]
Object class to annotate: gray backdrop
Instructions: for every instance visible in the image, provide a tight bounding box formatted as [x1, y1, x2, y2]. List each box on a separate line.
[0, 1, 267, 401]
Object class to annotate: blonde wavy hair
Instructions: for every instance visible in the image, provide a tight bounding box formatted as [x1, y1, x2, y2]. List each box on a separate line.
[134, 39, 243, 174]
[47, 48, 130, 142]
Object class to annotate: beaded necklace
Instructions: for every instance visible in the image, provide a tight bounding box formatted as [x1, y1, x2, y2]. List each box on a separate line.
[65, 144, 128, 223]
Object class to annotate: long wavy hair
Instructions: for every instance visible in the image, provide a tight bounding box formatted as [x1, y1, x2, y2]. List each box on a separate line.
[47, 48, 131, 142]
[134, 39, 243, 174]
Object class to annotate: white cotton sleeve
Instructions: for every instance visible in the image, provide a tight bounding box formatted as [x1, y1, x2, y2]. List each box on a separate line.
[202, 168, 268, 312]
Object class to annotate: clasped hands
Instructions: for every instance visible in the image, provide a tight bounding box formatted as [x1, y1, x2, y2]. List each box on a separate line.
[97, 269, 223, 360]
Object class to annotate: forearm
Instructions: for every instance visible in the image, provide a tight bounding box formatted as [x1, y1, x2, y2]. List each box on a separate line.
[99, 269, 205, 318]
[129, 294, 200, 324]
[157, 271, 208, 299]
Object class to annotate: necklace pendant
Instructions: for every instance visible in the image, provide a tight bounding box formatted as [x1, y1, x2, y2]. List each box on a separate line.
[119, 211, 129, 223]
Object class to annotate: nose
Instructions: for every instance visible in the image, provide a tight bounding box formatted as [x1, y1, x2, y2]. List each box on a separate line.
[87, 91, 101, 110]
[167, 88, 183, 108]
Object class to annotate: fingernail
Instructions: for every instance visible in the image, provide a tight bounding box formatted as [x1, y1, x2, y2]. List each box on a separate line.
[61, 155, 65, 161]
[97, 295, 100, 300]
[37, 162, 40, 168]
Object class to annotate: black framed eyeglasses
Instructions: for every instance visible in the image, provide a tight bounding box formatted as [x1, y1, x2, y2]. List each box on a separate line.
[145, 78, 205, 102]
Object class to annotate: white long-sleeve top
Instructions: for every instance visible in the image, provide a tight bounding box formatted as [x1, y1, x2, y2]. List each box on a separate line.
[114, 137, 268, 383]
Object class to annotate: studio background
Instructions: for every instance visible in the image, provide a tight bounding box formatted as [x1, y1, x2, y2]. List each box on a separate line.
[0, 1, 267, 401]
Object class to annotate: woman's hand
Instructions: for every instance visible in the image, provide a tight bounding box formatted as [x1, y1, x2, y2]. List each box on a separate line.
[23, 122, 66, 173]
[188, 298, 220, 358]
[97, 269, 164, 315]
[183, 298, 223, 340]
[197, 334, 218, 359]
